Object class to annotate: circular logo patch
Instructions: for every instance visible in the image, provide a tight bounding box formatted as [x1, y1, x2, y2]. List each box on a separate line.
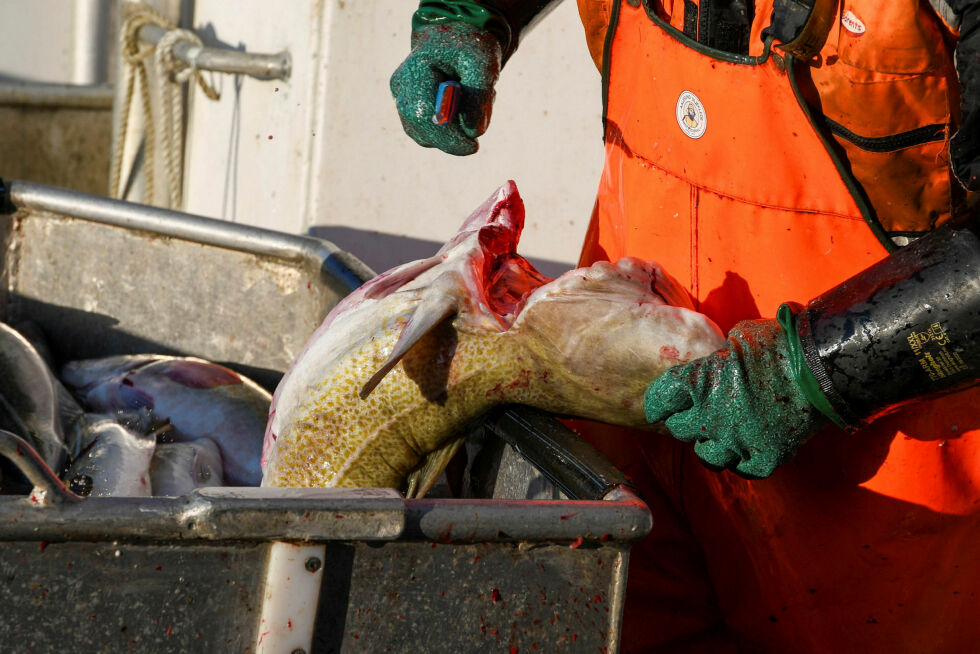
[675, 91, 707, 139]
[841, 10, 866, 35]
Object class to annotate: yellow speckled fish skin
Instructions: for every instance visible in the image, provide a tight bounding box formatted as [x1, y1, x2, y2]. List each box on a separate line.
[261, 182, 726, 489]
[263, 321, 524, 488]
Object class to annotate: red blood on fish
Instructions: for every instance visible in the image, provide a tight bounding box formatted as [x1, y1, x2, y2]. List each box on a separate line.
[486, 254, 549, 317]
[262, 181, 726, 490]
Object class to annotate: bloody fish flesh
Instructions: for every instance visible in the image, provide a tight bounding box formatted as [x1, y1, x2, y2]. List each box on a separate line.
[262, 181, 725, 491]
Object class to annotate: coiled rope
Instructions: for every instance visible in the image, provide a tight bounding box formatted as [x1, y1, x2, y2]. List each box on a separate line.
[109, 3, 219, 208]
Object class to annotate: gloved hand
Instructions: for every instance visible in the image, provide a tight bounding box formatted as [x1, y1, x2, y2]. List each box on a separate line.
[390, 21, 504, 156]
[644, 306, 836, 479]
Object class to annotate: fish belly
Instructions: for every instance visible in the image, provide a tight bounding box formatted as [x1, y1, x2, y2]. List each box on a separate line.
[262, 321, 530, 489]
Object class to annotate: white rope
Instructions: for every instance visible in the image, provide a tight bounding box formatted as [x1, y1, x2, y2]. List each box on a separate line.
[110, 3, 220, 208]
[155, 27, 220, 208]
[110, 4, 160, 202]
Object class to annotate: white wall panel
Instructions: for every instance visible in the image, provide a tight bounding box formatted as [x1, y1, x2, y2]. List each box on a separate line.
[182, 0, 602, 275]
[0, 0, 111, 84]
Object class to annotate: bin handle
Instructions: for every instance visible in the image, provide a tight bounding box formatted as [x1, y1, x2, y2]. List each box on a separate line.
[0, 429, 81, 505]
[483, 406, 635, 502]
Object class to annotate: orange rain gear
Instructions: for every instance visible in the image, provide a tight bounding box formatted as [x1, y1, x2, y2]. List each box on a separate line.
[569, 1, 980, 651]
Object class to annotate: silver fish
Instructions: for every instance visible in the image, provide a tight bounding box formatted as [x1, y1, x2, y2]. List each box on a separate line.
[0, 323, 68, 471]
[262, 181, 725, 491]
[150, 437, 224, 496]
[9, 320, 159, 463]
[66, 409, 155, 462]
[63, 418, 155, 497]
[61, 355, 271, 486]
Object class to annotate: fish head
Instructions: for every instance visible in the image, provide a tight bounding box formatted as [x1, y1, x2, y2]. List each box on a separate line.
[67, 408, 156, 460]
[64, 419, 155, 497]
[300, 180, 532, 336]
[150, 437, 224, 496]
[510, 258, 726, 425]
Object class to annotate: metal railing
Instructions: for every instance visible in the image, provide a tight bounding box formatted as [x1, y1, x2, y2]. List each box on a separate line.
[138, 23, 291, 80]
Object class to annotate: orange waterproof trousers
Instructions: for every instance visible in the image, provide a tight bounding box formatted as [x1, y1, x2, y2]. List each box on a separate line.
[573, 1, 980, 651]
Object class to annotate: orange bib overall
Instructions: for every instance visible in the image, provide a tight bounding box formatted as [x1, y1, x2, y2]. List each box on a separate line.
[572, 1, 980, 651]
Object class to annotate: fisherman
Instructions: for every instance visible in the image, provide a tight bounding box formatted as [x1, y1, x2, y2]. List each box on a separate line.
[391, 1, 980, 652]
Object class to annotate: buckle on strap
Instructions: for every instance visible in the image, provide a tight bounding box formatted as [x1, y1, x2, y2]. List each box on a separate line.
[768, 0, 836, 61]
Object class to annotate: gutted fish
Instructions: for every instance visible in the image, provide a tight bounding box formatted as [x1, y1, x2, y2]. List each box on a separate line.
[62, 355, 271, 486]
[262, 181, 725, 490]
[150, 437, 224, 496]
[63, 417, 155, 497]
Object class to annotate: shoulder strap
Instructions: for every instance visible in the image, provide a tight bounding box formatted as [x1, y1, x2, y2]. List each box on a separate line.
[770, 0, 837, 61]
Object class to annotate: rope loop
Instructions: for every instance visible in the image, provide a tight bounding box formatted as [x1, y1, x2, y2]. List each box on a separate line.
[155, 27, 221, 101]
[120, 6, 167, 64]
[110, 2, 220, 208]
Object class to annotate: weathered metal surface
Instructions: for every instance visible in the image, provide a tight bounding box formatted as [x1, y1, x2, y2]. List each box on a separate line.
[403, 496, 649, 544]
[0, 539, 628, 654]
[0, 541, 266, 652]
[3, 182, 372, 389]
[0, 84, 113, 195]
[314, 541, 628, 653]
[0, 491, 407, 543]
[0, 182, 651, 651]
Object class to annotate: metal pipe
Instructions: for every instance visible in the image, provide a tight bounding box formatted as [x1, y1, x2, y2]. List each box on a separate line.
[0, 487, 406, 542]
[72, 0, 112, 84]
[7, 180, 370, 284]
[404, 494, 652, 543]
[0, 82, 114, 108]
[138, 23, 291, 80]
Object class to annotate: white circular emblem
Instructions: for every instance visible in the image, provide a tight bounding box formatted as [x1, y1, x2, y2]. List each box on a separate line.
[675, 91, 707, 139]
[841, 10, 866, 35]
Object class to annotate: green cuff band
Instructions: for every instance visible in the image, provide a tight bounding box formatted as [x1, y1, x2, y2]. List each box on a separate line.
[413, 1, 513, 55]
[777, 303, 848, 429]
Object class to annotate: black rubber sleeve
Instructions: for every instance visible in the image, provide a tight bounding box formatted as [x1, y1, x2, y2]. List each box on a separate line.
[414, 1, 563, 61]
[797, 218, 980, 427]
[762, 0, 813, 44]
[481, 0, 563, 59]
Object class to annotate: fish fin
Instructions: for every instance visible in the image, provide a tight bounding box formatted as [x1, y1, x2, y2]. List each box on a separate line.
[359, 284, 459, 400]
[405, 437, 465, 499]
[159, 359, 242, 388]
[359, 256, 444, 300]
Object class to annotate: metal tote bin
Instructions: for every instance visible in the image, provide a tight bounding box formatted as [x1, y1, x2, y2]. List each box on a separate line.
[0, 181, 651, 653]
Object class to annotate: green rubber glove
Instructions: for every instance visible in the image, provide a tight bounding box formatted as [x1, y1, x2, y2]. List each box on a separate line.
[390, 21, 504, 156]
[644, 306, 838, 479]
